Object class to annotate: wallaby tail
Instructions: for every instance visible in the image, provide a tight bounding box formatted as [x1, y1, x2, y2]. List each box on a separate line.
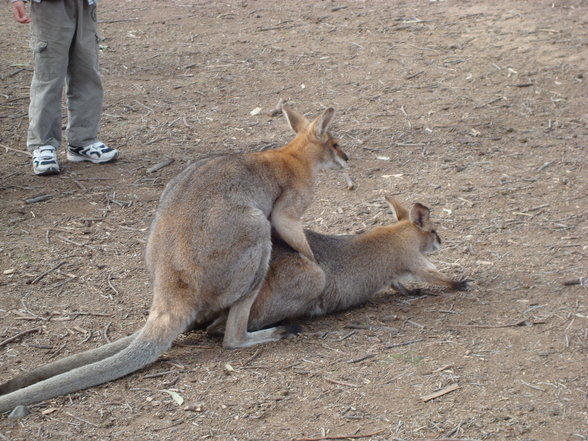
[0, 332, 138, 396]
[0, 322, 179, 413]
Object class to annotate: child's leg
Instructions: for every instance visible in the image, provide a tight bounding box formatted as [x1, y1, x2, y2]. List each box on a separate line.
[27, 1, 75, 151]
[66, 1, 103, 148]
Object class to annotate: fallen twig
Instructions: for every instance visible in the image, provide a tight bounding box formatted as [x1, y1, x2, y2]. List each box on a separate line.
[422, 383, 460, 402]
[25, 194, 53, 204]
[0, 143, 32, 157]
[80, 329, 93, 344]
[519, 379, 545, 392]
[449, 319, 545, 329]
[324, 377, 361, 388]
[384, 338, 425, 349]
[0, 328, 41, 348]
[563, 277, 586, 286]
[347, 354, 376, 364]
[293, 428, 387, 441]
[242, 348, 263, 367]
[68, 311, 111, 317]
[98, 18, 139, 24]
[28, 261, 65, 285]
[146, 158, 174, 174]
[60, 177, 115, 181]
[406, 70, 424, 80]
[537, 161, 553, 172]
[331, 5, 348, 12]
[509, 82, 534, 87]
[107, 273, 120, 296]
[56, 235, 86, 247]
[8, 68, 25, 78]
[48, 343, 66, 359]
[474, 97, 503, 109]
[103, 322, 112, 344]
[73, 180, 87, 192]
[143, 369, 192, 379]
[420, 438, 482, 441]
[64, 411, 100, 427]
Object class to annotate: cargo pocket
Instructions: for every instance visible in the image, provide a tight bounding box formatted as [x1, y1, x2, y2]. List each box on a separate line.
[31, 40, 54, 82]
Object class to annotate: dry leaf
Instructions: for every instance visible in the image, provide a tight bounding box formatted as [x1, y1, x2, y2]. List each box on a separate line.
[163, 389, 184, 406]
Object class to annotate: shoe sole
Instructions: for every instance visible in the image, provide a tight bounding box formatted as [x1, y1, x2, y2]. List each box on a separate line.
[34, 167, 60, 176]
[67, 152, 119, 164]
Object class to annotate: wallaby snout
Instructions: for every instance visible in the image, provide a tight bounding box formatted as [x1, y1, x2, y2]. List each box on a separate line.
[330, 140, 349, 169]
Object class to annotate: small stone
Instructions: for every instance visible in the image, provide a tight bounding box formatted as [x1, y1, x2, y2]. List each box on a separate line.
[184, 402, 205, 412]
[8, 405, 30, 419]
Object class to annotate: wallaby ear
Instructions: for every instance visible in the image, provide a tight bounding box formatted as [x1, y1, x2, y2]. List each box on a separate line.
[385, 196, 409, 222]
[282, 105, 309, 134]
[409, 203, 431, 229]
[309, 107, 335, 140]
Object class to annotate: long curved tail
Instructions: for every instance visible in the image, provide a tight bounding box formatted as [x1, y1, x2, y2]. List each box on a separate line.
[0, 326, 176, 413]
[0, 332, 137, 396]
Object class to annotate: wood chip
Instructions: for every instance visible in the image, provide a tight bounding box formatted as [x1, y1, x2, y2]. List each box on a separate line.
[422, 383, 460, 402]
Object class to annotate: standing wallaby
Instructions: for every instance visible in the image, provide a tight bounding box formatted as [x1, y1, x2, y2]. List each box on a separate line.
[205, 196, 468, 333]
[0, 105, 348, 413]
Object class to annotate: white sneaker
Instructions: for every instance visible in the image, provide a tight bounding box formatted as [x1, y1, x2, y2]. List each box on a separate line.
[67, 141, 118, 164]
[32, 145, 60, 175]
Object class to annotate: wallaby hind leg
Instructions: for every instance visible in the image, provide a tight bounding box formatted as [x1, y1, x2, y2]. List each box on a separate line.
[247, 255, 327, 330]
[0, 332, 137, 396]
[206, 313, 228, 336]
[219, 224, 298, 348]
[222, 286, 298, 348]
[391, 280, 423, 297]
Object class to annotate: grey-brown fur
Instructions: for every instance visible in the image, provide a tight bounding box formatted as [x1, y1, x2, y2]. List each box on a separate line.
[0, 105, 347, 413]
[0, 198, 467, 414]
[207, 198, 468, 333]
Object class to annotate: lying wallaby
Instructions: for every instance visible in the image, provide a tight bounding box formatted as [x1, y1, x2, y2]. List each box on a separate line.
[0, 105, 347, 413]
[205, 197, 468, 333]
[0, 197, 466, 412]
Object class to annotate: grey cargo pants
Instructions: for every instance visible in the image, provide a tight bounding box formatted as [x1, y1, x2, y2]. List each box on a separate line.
[28, 0, 103, 152]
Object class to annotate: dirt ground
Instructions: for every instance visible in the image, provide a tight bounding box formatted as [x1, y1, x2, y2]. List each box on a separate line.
[0, 0, 586, 440]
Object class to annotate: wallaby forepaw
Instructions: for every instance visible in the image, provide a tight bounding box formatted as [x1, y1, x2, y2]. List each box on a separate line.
[402, 287, 423, 297]
[205, 323, 225, 337]
[280, 324, 303, 338]
[451, 278, 470, 291]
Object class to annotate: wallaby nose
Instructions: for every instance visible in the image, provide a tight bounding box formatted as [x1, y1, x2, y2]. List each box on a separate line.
[339, 150, 349, 162]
